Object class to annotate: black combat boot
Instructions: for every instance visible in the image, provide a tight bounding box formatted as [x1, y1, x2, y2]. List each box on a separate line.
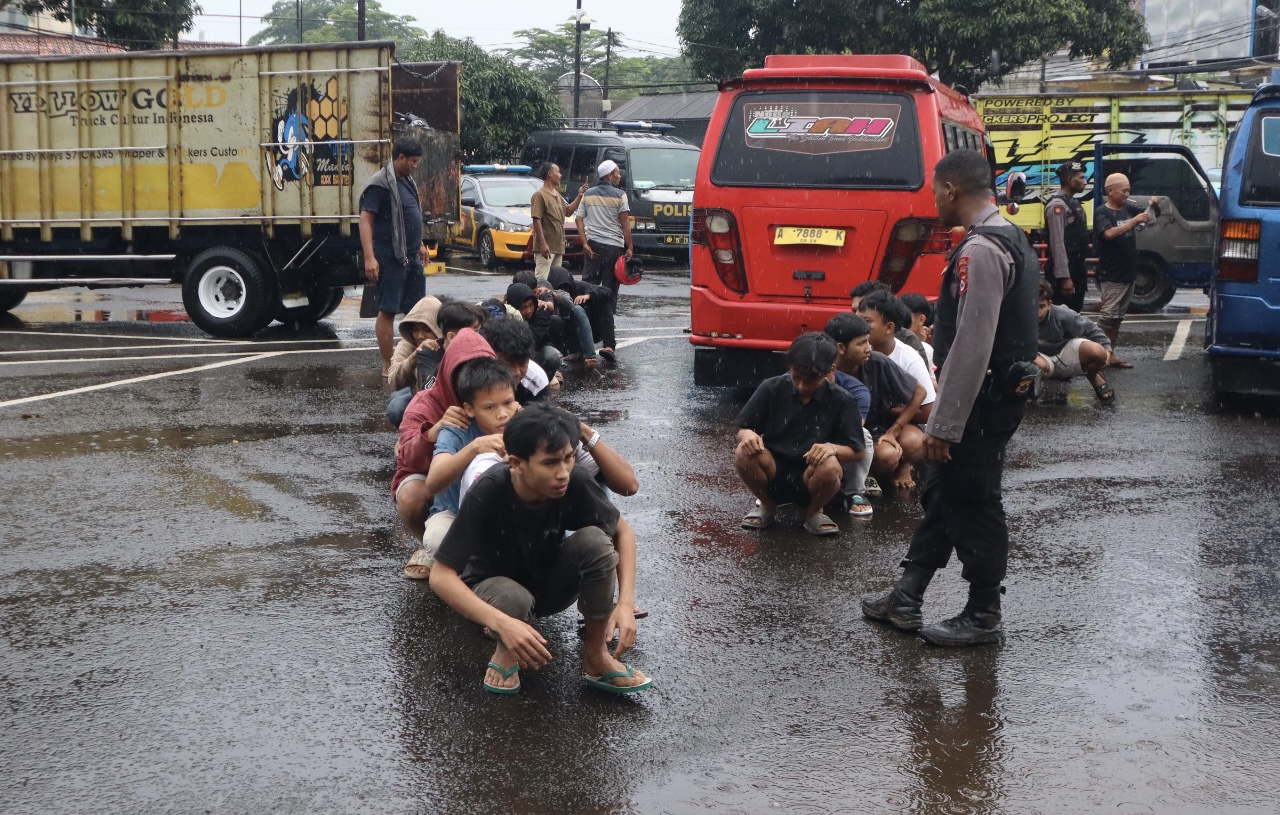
[861, 561, 935, 631]
[918, 585, 1003, 647]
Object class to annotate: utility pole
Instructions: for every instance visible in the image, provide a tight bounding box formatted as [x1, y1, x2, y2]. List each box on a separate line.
[603, 27, 613, 100]
[573, 0, 583, 121]
[296, 0, 303, 43]
[358, 0, 366, 40]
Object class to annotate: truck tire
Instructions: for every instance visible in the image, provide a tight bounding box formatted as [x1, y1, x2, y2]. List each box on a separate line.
[275, 286, 343, 327]
[0, 289, 27, 313]
[477, 229, 497, 269]
[182, 247, 277, 337]
[1129, 256, 1176, 314]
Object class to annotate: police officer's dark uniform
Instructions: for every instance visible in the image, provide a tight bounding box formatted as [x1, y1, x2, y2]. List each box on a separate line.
[863, 204, 1039, 646]
[1045, 161, 1091, 312]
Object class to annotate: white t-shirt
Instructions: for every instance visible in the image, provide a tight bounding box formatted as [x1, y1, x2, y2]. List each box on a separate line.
[888, 341, 936, 405]
[458, 442, 603, 506]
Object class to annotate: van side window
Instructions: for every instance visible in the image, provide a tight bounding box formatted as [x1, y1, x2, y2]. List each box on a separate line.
[1118, 156, 1212, 221]
[943, 124, 956, 153]
[568, 147, 599, 189]
[1244, 116, 1280, 206]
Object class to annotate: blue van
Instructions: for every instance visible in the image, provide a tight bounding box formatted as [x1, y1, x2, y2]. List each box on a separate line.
[1206, 71, 1280, 395]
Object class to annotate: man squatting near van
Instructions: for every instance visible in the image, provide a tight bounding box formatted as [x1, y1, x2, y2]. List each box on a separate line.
[863, 149, 1039, 647]
[429, 404, 652, 696]
[577, 160, 634, 316]
[1044, 161, 1091, 313]
[1036, 280, 1116, 404]
[359, 139, 429, 376]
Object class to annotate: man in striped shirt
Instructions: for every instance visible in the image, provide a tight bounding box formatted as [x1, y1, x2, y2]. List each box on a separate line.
[576, 160, 634, 323]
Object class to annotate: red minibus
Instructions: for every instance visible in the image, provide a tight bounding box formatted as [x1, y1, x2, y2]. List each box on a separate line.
[690, 54, 991, 387]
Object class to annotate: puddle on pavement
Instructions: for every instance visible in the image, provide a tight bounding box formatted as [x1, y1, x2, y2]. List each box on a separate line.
[1, 416, 389, 462]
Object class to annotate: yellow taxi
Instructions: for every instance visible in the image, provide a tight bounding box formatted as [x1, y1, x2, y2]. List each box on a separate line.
[449, 165, 583, 268]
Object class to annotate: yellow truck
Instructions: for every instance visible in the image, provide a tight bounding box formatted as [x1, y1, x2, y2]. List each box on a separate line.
[977, 90, 1250, 311]
[0, 42, 459, 336]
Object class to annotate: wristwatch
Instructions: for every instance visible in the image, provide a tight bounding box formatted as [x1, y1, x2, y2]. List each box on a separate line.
[585, 430, 600, 451]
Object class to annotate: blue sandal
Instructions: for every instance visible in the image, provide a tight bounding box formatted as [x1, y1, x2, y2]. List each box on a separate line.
[584, 664, 653, 695]
[483, 661, 521, 695]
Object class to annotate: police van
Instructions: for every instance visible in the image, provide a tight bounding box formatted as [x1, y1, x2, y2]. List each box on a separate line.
[520, 122, 700, 258]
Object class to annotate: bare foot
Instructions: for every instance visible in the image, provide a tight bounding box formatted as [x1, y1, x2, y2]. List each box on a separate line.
[892, 462, 916, 491]
[583, 653, 648, 689]
[484, 644, 521, 692]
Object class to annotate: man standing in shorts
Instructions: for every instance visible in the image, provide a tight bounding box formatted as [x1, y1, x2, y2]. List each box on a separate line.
[359, 140, 429, 375]
[577, 160, 634, 315]
[1094, 173, 1161, 368]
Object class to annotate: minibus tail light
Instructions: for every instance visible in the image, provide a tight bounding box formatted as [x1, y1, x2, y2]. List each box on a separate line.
[1218, 219, 1262, 283]
[878, 218, 941, 291]
[693, 208, 747, 294]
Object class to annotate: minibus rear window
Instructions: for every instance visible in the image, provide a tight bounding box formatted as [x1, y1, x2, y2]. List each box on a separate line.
[1243, 116, 1280, 206]
[711, 90, 924, 189]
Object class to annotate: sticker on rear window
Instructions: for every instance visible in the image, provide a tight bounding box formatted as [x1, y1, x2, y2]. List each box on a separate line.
[743, 102, 901, 155]
[1263, 117, 1280, 157]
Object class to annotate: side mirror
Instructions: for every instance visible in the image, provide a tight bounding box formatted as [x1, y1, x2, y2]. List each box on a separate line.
[461, 196, 476, 208]
[1006, 171, 1027, 202]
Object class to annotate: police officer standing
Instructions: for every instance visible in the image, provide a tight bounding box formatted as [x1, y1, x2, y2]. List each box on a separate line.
[1045, 161, 1090, 312]
[862, 149, 1039, 647]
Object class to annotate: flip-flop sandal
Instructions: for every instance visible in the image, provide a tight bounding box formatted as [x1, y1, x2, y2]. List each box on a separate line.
[483, 661, 521, 695]
[1093, 378, 1116, 404]
[863, 477, 883, 498]
[584, 664, 653, 695]
[403, 547, 433, 580]
[741, 506, 775, 530]
[1109, 357, 1134, 369]
[599, 348, 616, 364]
[848, 495, 874, 520]
[804, 512, 840, 537]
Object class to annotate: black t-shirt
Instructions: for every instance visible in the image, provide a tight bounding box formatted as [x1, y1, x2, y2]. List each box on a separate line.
[434, 464, 620, 589]
[855, 351, 918, 434]
[736, 374, 865, 465]
[358, 177, 423, 260]
[1094, 202, 1143, 283]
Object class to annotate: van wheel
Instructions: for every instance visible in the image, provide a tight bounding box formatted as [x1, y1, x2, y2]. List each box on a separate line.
[477, 229, 497, 269]
[182, 247, 278, 337]
[1128, 256, 1176, 313]
[0, 289, 27, 313]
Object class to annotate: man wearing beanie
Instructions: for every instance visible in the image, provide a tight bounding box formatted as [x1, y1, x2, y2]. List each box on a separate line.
[576, 159, 634, 317]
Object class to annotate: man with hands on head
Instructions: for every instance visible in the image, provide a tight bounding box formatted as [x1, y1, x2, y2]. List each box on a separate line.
[429, 404, 652, 696]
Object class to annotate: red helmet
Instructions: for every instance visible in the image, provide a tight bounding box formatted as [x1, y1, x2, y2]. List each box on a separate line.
[614, 255, 643, 285]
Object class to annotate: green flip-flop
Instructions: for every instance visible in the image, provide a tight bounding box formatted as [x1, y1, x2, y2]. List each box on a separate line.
[584, 664, 653, 695]
[483, 661, 521, 695]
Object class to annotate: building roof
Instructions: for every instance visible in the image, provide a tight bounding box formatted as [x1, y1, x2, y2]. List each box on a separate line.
[608, 90, 719, 123]
[0, 32, 126, 55]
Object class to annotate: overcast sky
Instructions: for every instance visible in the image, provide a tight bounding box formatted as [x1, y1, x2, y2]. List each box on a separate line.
[191, 0, 687, 57]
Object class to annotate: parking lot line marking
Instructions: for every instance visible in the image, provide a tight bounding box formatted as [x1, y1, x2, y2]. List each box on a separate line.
[0, 352, 288, 409]
[614, 335, 686, 350]
[0, 338, 375, 356]
[0, 329, 231, 343]
[1165, 319, 1194, 361]
[0, 344, 377, 369]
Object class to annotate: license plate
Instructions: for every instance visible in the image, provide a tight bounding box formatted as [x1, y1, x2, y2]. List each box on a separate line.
[663, 235, 690, 245]
[774, 227, 846, 247]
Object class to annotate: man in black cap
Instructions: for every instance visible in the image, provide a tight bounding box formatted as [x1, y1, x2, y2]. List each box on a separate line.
[1044, 161, 1091, 312]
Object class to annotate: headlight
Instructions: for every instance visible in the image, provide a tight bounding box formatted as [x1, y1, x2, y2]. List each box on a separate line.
[632, 217, 657, 231]
[498, 221, 531, 233]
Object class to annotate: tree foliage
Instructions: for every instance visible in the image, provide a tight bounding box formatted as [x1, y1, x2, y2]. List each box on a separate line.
[247, 0, 423, 47]
[677, 0, 1149, 90]
[16, 0, 200, 50]
[403, 31, 562, 162]
[503, 23, 701, 101]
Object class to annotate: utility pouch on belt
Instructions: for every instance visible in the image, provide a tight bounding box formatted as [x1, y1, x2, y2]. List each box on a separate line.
[986, 361, 1041, 402]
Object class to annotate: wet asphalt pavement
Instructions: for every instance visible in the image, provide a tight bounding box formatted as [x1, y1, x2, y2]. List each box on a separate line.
[2, 261, 1279, 814]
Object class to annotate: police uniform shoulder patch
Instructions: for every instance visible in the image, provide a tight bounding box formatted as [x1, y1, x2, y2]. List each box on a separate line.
[1052, 204, 1065, 215]
[957, 255, 969, 295]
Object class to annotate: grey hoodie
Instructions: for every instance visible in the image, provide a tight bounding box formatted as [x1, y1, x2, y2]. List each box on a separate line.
[1038, 303, 1111, 356]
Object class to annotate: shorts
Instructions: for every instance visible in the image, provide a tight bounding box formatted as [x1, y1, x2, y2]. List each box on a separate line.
[421, 509, 456, 564]
[1097, 280, 1134, 330]
[377, 255, 426, 316]
[1038, 337, 1089, 380]
[767, 461, 811, 506]
[395, 472, 425, 502]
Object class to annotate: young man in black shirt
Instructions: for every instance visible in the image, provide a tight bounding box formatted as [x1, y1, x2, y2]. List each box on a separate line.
[735, 332, 866, 536]
[429, 404, 651, 696]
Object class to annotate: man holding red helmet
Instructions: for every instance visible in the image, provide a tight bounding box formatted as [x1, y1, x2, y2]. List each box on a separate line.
[576, 159, 635, 316]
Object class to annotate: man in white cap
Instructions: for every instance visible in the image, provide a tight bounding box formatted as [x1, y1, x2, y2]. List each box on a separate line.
[575, 160, 634, 343]
[1094, 172, 1159, 368]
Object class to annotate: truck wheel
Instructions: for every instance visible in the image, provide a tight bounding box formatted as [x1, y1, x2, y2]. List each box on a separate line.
[477, 229, 497, 269]
[182, 247, 277, 337]
[0, 289, 28, 313]
[1129, 256, 1176, 313]
[275, 287, 343, 327]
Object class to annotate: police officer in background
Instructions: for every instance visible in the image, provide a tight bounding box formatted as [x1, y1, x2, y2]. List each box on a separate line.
[862, 149, 1040, 647]
[1045, 161, 1091, 312]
